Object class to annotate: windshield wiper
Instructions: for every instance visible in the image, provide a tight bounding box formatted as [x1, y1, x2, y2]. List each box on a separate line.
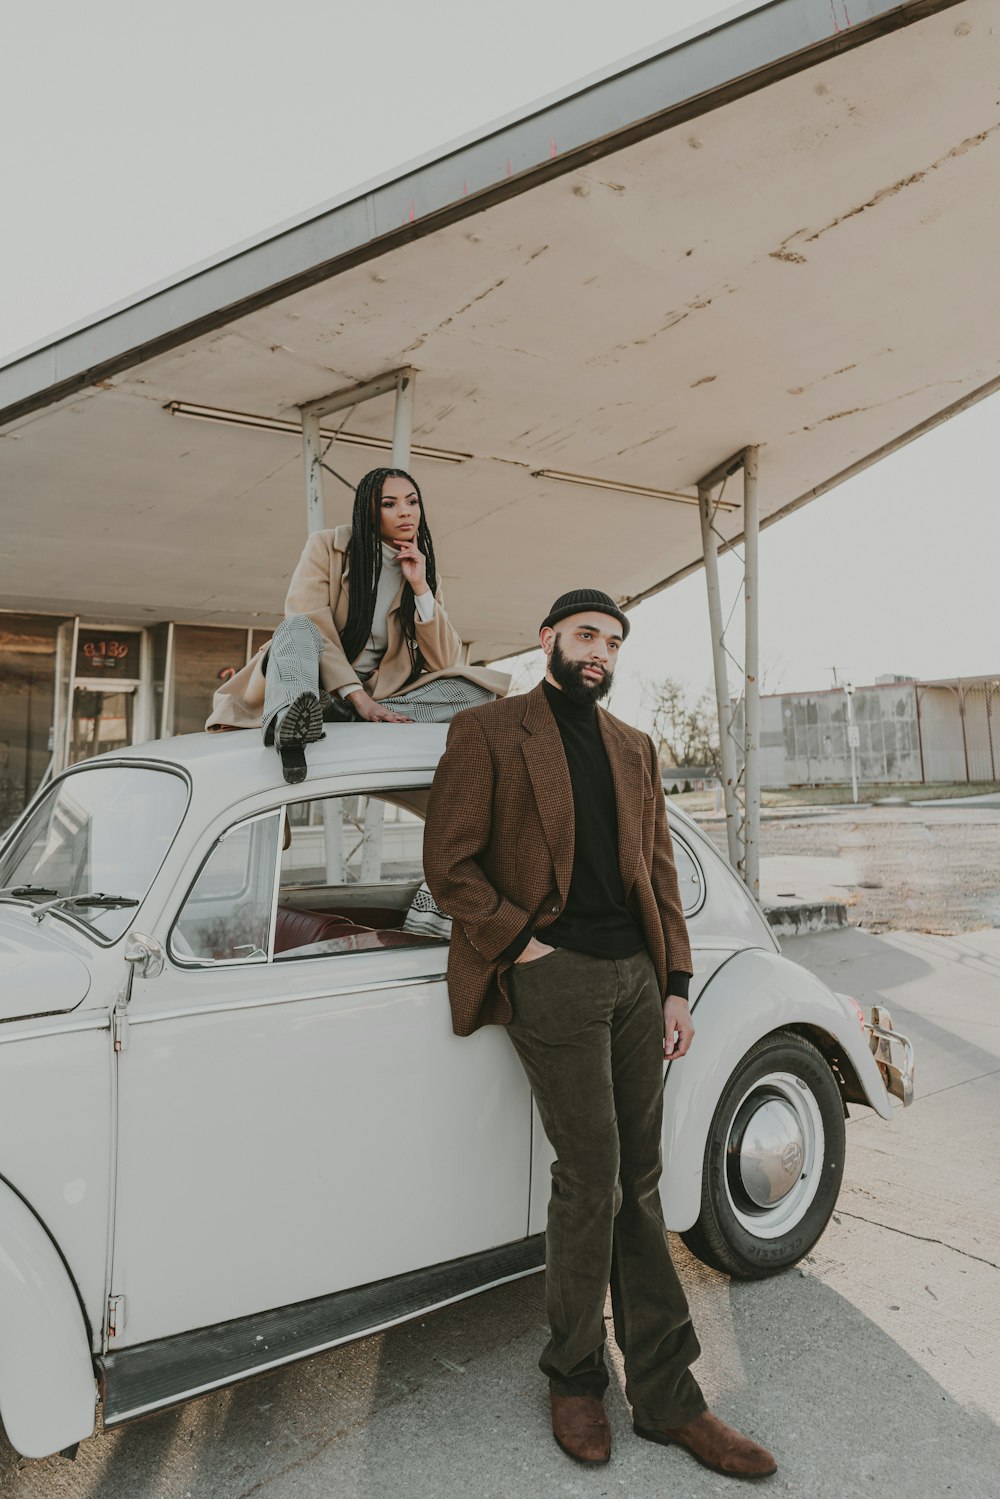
[32, 892, 140, 924]
[0, 884, 61, 902]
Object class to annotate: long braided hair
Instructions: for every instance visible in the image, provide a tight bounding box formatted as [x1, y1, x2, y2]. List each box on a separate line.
[340, 467, 438, 683]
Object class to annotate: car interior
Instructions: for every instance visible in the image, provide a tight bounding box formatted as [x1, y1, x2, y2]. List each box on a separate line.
[273, 787, 447, 959]
[170, 787, 450, 965]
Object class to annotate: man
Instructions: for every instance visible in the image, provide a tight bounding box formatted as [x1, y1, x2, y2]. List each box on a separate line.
[423, 588, 776, 1480]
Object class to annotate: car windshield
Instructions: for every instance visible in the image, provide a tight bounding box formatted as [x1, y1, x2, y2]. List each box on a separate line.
[0, 766, 188, 940]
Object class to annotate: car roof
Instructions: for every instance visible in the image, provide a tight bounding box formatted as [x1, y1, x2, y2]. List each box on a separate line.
[77, 723, 703, 833]
[95, 724, 451, 797]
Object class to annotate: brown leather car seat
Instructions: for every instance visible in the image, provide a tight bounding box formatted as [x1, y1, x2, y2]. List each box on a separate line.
[273, 907, 366, 954]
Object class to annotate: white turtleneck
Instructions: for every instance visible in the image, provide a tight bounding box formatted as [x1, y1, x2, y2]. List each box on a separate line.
[338, 541, 436, 698]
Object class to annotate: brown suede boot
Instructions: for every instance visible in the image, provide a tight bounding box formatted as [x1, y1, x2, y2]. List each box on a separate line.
[550, 1387, 612, 1466]
[634, 1410, 776, 1479]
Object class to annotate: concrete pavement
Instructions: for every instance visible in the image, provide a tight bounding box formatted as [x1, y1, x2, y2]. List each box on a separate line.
[2, 928, 998, 1497]
[760, 853, 856, 934]
[710, 801, 1000, 936]
[915, 791, 1000, 809]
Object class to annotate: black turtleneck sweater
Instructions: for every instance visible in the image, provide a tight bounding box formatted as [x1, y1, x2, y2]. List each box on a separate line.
[504, 679, 691, 1000]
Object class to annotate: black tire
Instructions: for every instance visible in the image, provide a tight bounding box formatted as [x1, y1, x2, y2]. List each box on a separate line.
[680, 1030, 846, 1280]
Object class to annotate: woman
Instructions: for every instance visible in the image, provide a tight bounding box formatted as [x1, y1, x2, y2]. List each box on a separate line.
[207, 467, 509, 782]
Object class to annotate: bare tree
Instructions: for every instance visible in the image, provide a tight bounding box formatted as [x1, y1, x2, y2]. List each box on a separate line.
[758, 652, 787, 697]
[641, 677, 687, 766]
[688, 687, 723, 774]
[504, 649, 544, 696]
[641, 676, 721, 773]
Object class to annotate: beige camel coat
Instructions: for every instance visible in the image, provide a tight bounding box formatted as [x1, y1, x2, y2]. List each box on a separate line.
[206, 525, 510, 731]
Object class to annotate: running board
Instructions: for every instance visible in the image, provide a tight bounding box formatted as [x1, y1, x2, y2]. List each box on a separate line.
[98, 1234, 545, 1427]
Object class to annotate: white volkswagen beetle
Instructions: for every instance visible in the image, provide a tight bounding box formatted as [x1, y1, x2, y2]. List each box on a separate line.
[0, 726, 912, 1460]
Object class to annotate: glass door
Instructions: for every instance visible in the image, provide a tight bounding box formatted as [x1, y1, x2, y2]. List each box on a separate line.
[64, 625, 148, 766]
[68, 687, 137, 764]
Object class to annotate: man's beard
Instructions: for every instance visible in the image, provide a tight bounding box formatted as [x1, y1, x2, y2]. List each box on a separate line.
[549, 635, 613, 705]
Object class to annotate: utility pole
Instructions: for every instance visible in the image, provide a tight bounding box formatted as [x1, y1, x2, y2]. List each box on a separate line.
[844, 682, 859, 804]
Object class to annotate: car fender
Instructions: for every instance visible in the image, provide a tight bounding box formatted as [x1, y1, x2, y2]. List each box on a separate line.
[0, 1179, 96, 1458]
[660, 947, 892, 1233]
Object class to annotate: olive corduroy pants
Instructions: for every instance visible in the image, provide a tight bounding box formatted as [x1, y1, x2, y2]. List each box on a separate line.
[506, 944, 706, 1428]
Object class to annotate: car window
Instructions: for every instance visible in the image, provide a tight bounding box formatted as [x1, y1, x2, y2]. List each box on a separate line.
[274, 789, 449, 962]
[0, 765, 188, 941]
[170, 811, 281, 965]
[672, 833, 706, 917]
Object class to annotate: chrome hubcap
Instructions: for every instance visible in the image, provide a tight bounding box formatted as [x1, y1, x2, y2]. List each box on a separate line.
[724, 1072, 825, 1239]
[737, 1097, 804, 1207]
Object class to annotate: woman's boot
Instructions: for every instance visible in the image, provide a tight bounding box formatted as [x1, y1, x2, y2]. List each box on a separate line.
[262, 616, 325, 784]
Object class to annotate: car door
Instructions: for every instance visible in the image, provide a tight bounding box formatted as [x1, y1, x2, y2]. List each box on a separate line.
[524, 819, 740, 1233]
[109, 779, 532, 1350]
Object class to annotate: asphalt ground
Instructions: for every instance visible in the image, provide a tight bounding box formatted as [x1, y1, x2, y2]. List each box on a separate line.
[4, 924, 998, 1498]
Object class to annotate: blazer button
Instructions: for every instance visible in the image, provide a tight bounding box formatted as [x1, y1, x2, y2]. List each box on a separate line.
[551, 904, 560, 913]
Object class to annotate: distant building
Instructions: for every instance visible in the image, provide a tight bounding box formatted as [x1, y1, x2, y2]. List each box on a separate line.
[660, 766, 720, 794]
[747, 675, 999, 787]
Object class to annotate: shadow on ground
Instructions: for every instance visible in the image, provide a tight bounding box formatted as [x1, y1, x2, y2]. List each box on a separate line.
[3, 1243, 997, 1499]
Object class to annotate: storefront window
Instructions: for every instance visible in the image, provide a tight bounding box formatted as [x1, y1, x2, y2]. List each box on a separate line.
[171, 626, 250, 737]
[0, 614, 66, 834]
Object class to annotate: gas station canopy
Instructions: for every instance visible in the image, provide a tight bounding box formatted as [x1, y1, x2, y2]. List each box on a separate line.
[1, 0, 996, 669]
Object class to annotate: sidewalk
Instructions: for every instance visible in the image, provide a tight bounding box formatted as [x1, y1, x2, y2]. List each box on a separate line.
[915, 791, 1000, 808]
[759, 853, 858, 935]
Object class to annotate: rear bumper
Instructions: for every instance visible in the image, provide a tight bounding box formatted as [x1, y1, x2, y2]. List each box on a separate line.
[865, 1005, 915, 1107]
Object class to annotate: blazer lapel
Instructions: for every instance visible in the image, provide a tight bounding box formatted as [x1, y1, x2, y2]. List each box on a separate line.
[520, 685, 575, 901]
[597, 709, 646, 894]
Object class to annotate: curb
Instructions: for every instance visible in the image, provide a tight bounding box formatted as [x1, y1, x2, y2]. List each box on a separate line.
[764, 902, 849, 937]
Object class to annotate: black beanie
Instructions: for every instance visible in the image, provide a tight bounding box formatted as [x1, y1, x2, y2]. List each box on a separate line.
[540, 588, 630, 639]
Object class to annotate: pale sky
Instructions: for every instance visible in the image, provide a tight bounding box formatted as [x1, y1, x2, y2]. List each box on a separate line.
[2, 0, 997, 730]
[497, 388, 1000, 730]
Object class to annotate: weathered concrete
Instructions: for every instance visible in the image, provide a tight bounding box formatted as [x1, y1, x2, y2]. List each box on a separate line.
[2, 927, 998, 1497]
[704, 801, 1000, 936]
[766, 899, 848, 935]
[760, 851, 857, 933]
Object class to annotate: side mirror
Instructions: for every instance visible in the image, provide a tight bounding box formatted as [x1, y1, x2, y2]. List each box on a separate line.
[125, 932, 165, 979]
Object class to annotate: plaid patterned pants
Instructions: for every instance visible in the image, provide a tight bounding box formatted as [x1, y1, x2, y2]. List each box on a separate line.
[262, 614, 494, 737]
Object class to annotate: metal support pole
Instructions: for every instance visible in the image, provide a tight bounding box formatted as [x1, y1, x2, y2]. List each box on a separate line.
[959, 680, 970, 782]
[743, 447, 761, 900]
[299, 365, 417, 533]
[392, 369, 415, 470]
[914, 685, 926, 784]
[699, 483, 741, 870]
[301, 408, 324, 534]
[359, 797, 386, 885]
[322, 799, 345, 885]
[985, 682, 996, 781]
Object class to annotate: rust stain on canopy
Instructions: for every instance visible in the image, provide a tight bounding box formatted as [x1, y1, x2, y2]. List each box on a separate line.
[800, 115, 1000, 243]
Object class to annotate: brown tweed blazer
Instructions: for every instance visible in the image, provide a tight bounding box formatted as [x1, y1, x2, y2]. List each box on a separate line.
[423, 681, 694, 1037]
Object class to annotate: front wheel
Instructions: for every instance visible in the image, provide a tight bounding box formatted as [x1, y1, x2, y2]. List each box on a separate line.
[681, 1030, 846, 1279]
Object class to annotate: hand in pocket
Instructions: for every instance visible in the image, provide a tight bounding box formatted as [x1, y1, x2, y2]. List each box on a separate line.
[516, 938, 555, 965]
